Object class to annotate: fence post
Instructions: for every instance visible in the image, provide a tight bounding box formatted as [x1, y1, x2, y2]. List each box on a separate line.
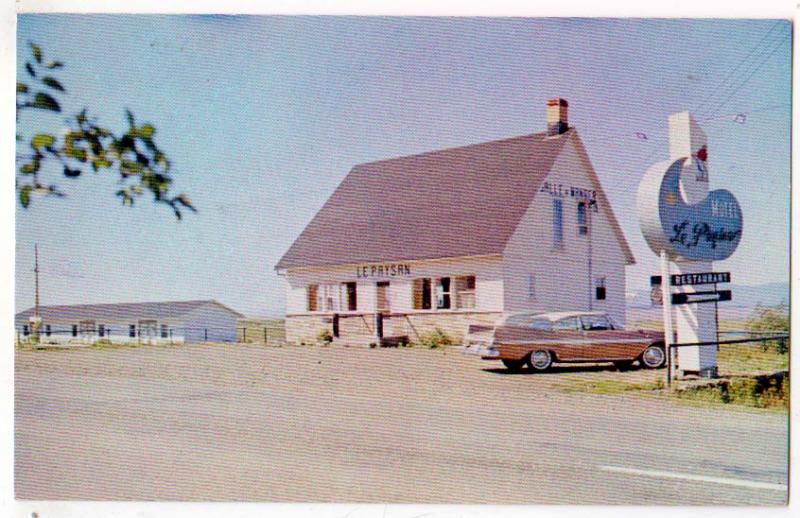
[264, 327, 268, 344]
[243, 328, 247, 343]
[204, 328, 208, 342]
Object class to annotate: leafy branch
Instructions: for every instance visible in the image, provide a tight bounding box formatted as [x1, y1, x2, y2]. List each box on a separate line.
[16, 42, 195, 219]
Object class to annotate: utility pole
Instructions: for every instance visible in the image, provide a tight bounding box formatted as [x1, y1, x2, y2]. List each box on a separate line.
[34, 243, 40, 319]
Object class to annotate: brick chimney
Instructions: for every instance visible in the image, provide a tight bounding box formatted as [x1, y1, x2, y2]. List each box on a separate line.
[546, 98, 569, 136]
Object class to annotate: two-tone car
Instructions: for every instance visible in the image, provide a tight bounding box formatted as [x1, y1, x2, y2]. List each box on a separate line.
[461, 311, 665, 372]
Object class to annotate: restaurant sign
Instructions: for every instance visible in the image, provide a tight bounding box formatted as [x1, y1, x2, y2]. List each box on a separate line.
[638, 157, 742, 262]
[356, 263, 412, 278]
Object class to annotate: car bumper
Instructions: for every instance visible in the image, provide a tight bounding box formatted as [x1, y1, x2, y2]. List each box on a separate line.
[460, 344, 500, 359]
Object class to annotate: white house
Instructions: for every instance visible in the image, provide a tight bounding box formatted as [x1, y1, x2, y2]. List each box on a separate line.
[15, 299, 244, 345]
[276, 99, 635, 345]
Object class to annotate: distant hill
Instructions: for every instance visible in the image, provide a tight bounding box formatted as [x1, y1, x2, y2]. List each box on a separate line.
[626, 281, 788, 324]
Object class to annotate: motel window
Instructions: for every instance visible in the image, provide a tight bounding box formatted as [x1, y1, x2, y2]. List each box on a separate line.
[435, 277, 451, 309]
[413, 278, 431, 310]
[595, 277, 607, 301]
[129, 324, 136, 338]
[72, 324, 78, 337]
[307, 284, 319, 312]
[528, 274, 536, 300]
[161, 324, 168, 338]
[455, 275, 476, 310]
[577, 202, 588, 235]
[553, 198, 563, 247]
[22, 325, 29, 337]
[45, 324, 51, 337]
[98, 324, 106, 337]
[343, 282, 357, 311]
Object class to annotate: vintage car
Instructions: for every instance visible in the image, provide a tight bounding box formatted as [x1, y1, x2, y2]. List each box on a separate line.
[461, 311, 665, 372]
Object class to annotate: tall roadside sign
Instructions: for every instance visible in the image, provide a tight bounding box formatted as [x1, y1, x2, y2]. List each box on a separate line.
[637, 112, 743, 380]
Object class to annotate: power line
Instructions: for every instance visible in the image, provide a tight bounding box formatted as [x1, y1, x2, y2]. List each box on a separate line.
[703, 33, 790, 119]
[690, 20, 784, 117]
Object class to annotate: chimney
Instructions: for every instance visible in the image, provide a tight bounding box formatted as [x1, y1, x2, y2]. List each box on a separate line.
[546, 98, 569, 136]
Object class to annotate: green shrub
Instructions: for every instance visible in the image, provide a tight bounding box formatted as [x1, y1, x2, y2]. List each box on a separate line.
[418, 328, 454, 349]
[746, 304, 789, 354]
[316, 329, 333, 345]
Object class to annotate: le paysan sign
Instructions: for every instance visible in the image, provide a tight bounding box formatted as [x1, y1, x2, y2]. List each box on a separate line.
[638, 157, 742, 261]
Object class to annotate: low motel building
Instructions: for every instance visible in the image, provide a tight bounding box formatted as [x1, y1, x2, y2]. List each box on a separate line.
[15, 299, 243, 345]
[276, 99, 635, 345]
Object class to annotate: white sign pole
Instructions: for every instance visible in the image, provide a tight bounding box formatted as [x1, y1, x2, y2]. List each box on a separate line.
[660, 249, 673, 386]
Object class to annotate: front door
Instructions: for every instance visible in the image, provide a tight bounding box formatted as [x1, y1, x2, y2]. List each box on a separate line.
[376, 282, 391, 313]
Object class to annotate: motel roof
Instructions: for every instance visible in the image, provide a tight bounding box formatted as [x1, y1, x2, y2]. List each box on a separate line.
[15, 299, 244, 323]
[276, 129, 634, 270]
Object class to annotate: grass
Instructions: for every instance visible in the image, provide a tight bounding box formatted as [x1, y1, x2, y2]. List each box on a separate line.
[717, 343, 788, 374]
[560, 378, 665, 394]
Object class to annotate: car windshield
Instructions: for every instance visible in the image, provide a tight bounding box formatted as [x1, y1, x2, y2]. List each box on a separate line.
[503, 314, 551, 330]
[552, 317, 580, 331]
[580, 314, 612, 331]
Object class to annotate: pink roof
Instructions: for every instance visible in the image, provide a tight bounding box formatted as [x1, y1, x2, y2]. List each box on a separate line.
[277, 129, 632, 270]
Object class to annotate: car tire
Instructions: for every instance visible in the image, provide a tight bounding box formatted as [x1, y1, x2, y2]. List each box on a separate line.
[640, 344, 666, 369]
[614, 360, 635, 371]
[527, 350, 553, 372]
[501, 358, 526, 372]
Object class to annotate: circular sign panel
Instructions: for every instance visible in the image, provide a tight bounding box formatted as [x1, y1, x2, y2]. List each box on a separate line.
[638, 157, 742, 262]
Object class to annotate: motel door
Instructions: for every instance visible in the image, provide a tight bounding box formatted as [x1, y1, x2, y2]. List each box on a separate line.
[376, 282, 391, 313]
[138, 320, 157, 343]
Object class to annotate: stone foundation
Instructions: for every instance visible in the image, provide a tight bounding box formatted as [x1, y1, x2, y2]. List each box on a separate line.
[285, 311, 502, 346]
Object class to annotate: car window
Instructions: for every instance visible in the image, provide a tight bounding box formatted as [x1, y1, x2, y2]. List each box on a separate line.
[504, 314, 535, 327]
[527, 318, 553, 331]
[581, 314, 612, 331]
[552, 317, 580, 331]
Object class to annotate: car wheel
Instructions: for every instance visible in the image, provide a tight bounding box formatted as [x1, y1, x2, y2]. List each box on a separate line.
[614, 360, 635, 372]
[501, 358, 526, 372]
[640, 344, 666, 369]
[527, 350, 553, 372]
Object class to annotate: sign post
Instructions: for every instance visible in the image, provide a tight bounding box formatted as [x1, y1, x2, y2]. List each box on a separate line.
[660, 250, 674, 386]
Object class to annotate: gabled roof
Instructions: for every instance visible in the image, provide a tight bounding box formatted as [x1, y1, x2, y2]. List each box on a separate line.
[277, 130, 572, 270]
[15, 299, 244, 322]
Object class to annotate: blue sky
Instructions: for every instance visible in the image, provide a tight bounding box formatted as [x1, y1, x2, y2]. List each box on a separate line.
[15, 16, 791, 317]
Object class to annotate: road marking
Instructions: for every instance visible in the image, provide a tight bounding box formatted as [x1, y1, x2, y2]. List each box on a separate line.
[599, 465, 787, 491]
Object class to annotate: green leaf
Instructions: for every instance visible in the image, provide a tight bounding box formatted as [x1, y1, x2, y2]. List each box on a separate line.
[46, 61, 63, 69]
[138, 124, 155, 139]
[41, 76, 65, 92]
[30, 43, 42, 63]
[16, 82, 28, 93]
[20, 159, 40, 174]
[91, 158, 112, 171]
[32, 92, 60, 112]
[31, 133, 55, 150]
[25, 62, 36, 78]
[20, 185, 32, 208]
[65, 147, 88, 162]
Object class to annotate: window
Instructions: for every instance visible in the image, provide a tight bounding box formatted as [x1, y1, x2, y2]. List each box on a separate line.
[307, 284, 319, 312]
[528, 274, 536, 300]
[72, 324, 78, 337]
[376, 282, 390, 311]
[45, 324, 51, 337]
[343, 282, 357, 311]
[553, 198, 563, 247]
[98, 324, 105, 337]
[435, 277, 451, 309]
[577, 202, 588, 235]
[553, 317, 580, 331]
[161, 324, 168, 338]
[595, 277, 606, 301]
[581, 314, 611, 331]
[129, 324, 136, 338]
[455, 275, 476, 309]
[413, 278, 432, 310]
[22, 324, 29, 337]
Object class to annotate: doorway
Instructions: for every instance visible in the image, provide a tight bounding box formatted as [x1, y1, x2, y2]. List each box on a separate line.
[376, 282, 391, 313]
